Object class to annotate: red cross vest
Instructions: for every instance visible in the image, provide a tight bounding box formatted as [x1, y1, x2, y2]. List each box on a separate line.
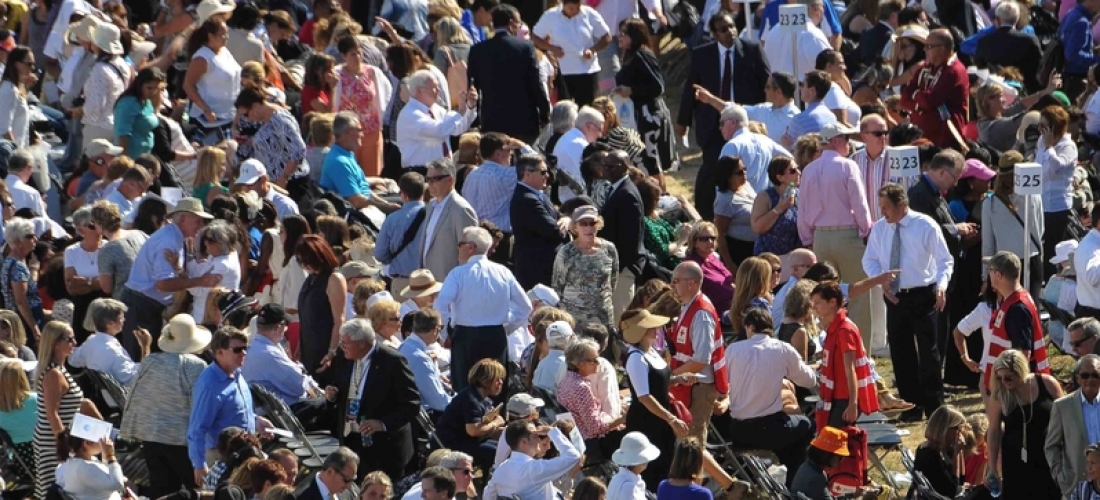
[670, 293, 728, 406]
[985, 289, 1050, 390]
[815, 309, 879, 431]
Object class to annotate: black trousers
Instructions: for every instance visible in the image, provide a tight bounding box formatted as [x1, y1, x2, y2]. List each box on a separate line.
[142, 441, 193, 499]
[728, 411, 814, 486]
[560, 73, 598, 107]
[886, 285, 945, 417]
[694, 140, 725, 221]
[119, 287, 167, 362]
[450, 325, 508, 395]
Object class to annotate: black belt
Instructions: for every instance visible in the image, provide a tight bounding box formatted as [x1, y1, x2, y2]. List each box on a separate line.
[896, 284, 935, 294]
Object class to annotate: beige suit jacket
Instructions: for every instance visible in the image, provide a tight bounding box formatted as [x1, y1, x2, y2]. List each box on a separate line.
[417, 191, 478, 281]
[1046, 390, 1092, 498]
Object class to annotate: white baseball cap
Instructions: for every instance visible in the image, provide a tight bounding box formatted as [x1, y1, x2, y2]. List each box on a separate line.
[546, 321, 575, 347]
[236, 159, 268, 185]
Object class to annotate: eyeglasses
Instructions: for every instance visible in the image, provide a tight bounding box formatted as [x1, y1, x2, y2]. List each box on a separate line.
[457, 240, 470, 247]
[695, 236, 717, 242]
[330, 468, 356, 484]
[785, 167, 799, 174]
[577, 220, 597, 227]
[533, 169, 550, 176]
[426, 174, 451, 183]
[864, 130, 889, 137]
[229, 345, 248, 354]
[1081, 371, 1100, 380]
[84, 223, 96, 230]
[583, 357, 599, 364]
[58, 335, 76, 344]
[772, 267, 781, 274]
[1072, 336, 1096, 349]
[996, 374, 1018, 383]
[388, 316, 400, 322]
[451, 468, 473, 476]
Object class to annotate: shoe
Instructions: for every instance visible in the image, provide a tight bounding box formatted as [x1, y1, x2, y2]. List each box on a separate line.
[898, 408, 923, 422]
[878, 391, 916, 413]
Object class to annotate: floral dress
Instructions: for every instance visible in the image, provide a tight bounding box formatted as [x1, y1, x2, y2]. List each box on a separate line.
[336, 66, 381, 136]
[754, 186, 801, 256]
[551, 239, 618, 327]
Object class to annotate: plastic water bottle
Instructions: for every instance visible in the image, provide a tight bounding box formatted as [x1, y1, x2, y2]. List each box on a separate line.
[786, 183, 798, 203]
[361, 431, 373, 448]
[987, 474, 1001, 497]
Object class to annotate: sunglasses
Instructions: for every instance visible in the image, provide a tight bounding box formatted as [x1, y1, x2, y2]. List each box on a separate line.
[577, 220, 597, 227]
[451, 468, 473, 476]
[696, 236, 717, 242]
[785, 167, 799, 174]
[1072, 336, 1096, 349]
[532, 169, 549, 176]
[229, 345, 248, 354]
[1080, 372, 1100, 380]
[865, 130, 889, 137]
[426, 174, 451, 183]
[772, 267, 781, 274]
[996, 374, 1018, 383]
[330, 468, 356, 484]
[58, 335, 76, 344]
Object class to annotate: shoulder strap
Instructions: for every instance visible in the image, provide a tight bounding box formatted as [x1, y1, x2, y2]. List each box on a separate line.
[394, 207, 427, 257]
[997, 193, 1042, 250]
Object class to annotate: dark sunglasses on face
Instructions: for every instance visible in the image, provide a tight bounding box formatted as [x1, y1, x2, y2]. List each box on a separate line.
[330, 467, 356, 484]
[451, 468, 473, 476]
[577, 220, 597, 227]
[1072, 336, 1095, 349]
[229, 345, 248, 354]
[1080, 371, 1100, 380]
[865, 130, 889, 137]
[58, 335, 76, 344]
[696, 236, 717, 242]
[426, 174, 451, 183]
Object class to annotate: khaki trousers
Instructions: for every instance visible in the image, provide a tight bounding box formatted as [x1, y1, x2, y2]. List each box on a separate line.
[612, 269, 636, 320]
[813, 227, 873, 349]
[687, 383, 719, 442]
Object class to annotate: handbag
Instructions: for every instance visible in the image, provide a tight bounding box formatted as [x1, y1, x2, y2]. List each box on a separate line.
[670, 396, 693, 424]
[440, 47, 469, 109]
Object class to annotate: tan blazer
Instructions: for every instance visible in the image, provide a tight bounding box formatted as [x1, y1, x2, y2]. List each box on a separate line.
[417, 191, 478, 281]
[1046, 390, 1092, 498]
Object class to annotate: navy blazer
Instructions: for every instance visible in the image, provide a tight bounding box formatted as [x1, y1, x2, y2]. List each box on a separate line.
[510, 184, 565, 289]
[469, 32, 551, 139]
[907, 175, 962, 257]
[599, 179, 645, 276]
[677, 39, 770, 150]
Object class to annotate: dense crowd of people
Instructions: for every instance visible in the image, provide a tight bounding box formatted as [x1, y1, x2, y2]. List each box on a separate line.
[0, 0, 1097, 498]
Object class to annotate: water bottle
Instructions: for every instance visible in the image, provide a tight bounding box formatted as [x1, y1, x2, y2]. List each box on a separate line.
[786, 183, 798, 206]
[361, 431, 373, 448]
[987, 474, 1001, 497]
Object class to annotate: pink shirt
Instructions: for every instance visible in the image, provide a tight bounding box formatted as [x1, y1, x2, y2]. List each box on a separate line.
[557, 371, 614, 439]
[796, 150, 874, 245]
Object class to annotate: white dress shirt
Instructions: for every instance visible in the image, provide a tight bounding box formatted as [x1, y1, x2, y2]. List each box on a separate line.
[718, 128, 791, 194]
[955, 302, 994, 370]
[761, 23, 831, 81]
[395, 98, 477, 168]
[551, 128, 589, 202]
[6, 174, 45, 216]
[823, 82, 861, 125]
[862, 210, 954, 291]
[745, 101, 799, 144]
[532, 5, 609, 75]
[1075, 229, 1100, 308]
[434, 254, 533, 331]
[724, 334, 816, 420]
[69, 333, 140, 385]
[587, 357, 621, 420]
[483, 427, 581, 500]
[606, 468, 647, 500]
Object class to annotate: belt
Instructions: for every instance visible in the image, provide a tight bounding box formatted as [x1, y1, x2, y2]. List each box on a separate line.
[815, 225, 858, 231]
[897, 284, 935, 294]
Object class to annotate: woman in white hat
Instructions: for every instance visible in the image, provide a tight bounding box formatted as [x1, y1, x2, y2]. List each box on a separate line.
[81, 22, 132, 152]
[119, 314, 210, 499]
[607, 432, 660, 499]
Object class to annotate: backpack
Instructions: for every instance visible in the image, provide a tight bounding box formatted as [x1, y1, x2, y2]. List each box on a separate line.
[1038, 34, 1065, 89]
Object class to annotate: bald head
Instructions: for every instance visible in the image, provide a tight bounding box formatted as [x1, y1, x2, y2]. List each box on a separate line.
[926, 29, 954, 65]
[674, 262, 704, 282]
[928, 29, 952, 46]
[788, 249, 818, 279]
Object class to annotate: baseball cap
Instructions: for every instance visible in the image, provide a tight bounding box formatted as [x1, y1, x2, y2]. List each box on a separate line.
[546, 321, 575, 345]
[506, 393, 545, 416]
[819, 122, 859, 142]
[85, 138, 123, 157]
[236, 159, 268, 185]
[527, 284, 560, 307]
[961, 159, 995, 181]
[341, 260, 381, 280]
[256, 303, 290, 327]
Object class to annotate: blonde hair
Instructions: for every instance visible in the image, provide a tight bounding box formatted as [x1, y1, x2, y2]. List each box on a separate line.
[731, 257, 773, 332]
[353, 279, 386, 317]
[434, 16, 471, 45]
[794, 133, 822, 168]
[228, 457, 260, 491]
[307, 113, 335, 147]
[686, 221, 719, 258]
[263, 484, 294, 500]
[359, 471, 393, 499]
[35, 321, 73, 390]
[924, 405, 969, 454]
[194, 148, 228, 188]
[241, 61, 267, 83]
[0, 310, 27, 348]
[967, 414, 988, 447]
[106, 156, 134, 182]
[989, 349, 1032, 415]
[367, 299, 401, 332]
[456, 132, 481, 165]
[0, 359, 31, 412]
[592, 96, 621, 129]
[783, 279, 816, 321]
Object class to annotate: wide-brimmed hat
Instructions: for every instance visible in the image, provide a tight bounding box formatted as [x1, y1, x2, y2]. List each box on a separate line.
[400, 269, 443, 299]
[92, 22, 123, 55]
[130, 39, 157, 63]
[169, 197, 214, 219]
[196, 0, 235, 23]
[66, 15, 102, 45]
[621, 310, 671, 344]
[159, 314, 213, 354]
[896, 24, 929, 43]
[612, 432, 661, 467]
[810, 427, 850, 456]
[1051, 240, 1079, 265]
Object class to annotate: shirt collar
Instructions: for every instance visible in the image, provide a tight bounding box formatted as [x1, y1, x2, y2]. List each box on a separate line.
[433, 190, 456, 206]
[1082, 390, 1100, 406]
[466, 254, 487, 265]
[610, 175, 629, 192]
[405, 333, 429, 351]
[314, 474, 334, 500]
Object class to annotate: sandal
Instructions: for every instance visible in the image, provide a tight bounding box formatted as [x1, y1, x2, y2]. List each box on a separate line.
[718, 479, 750, 500]
[878, 391, 916, 412]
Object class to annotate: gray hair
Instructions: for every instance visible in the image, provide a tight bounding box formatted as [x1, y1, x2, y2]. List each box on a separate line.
[551, 101, 579, 134]
[515, 153, 546, 181]
[462, 226, 492, 254]
[8, 150, 32, 173]
[340, 318, 376, 344]
[72, 205, 95, 229]
[994, 1, 1019, 26]
[321, 446, 360, 471]
[574, 106, 605, 131]
[90, 298, 127, 332]
[3, 219, 34, 246]
[333, 111, 360, 138]
[202, 220, 237, 253]
[565, 337, 600, 370]
[406, 69, 436, 94]
[427, 157, 457, 177]
[720, 104, 749, 128]
[1077, 354, 1100, 375]
[1070, 317, 1100, 343]
[438, 451, 473, 469]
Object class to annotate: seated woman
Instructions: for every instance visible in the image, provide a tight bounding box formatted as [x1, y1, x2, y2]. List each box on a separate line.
[557, 338, 627, 460]
[435, 359, 506, 473]
[0, 359, 36, 479]
[910, 405, 969, 498]
[56, 431, 126, 500]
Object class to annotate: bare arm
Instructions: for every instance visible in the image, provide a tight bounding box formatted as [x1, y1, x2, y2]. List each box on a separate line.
[43, 368, 66, 435]
[986, 398, 1004, 479]
[182, 57, 212, 116]
[326, 273, 347, 353]
[98, 273, 114, 296]
[10, 280, 38, 341]
[712, 215, 737, 271]
[791, 327, 810, 362]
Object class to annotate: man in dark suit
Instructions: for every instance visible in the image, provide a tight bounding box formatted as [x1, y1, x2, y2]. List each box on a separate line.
[907, 150, 972, 259]
[598, 150, 645, 317]
[510, 153, 567, 289]
[468, 4, 551, 144]
[858, 0, 903, 69]
[975, 1, 1043, 92]
[328, 318, 421, 480]
[293, 447, 360, 500]
[677, 11, 770, 220]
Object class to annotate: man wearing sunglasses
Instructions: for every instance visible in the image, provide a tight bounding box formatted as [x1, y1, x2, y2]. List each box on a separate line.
[510, 153, 568, 290]
[1045, 354, 1100, 497]
[294, 447, 361, 500]
[898, 28, 969, 150]
[1066, 318, 1100, 358]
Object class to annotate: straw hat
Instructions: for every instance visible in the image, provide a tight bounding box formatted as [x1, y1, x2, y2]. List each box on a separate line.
[65, 15, 102, 45]
[159, 314, 213, 354]
[196, 0, 235, 23]
[810, 427, 850, 456]
[168, 197, 214, 219]
[92, 22, 123, 55]
[621, 310, 671, 344]
[612, 432, 661, 467]
[400, 269, 443, 299]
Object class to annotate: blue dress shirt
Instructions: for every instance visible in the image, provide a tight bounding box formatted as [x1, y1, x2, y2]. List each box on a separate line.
[397, 334, 452, 412]
[787, 101, 836, 142]
[434, 254, 533, 331]
[187, 363, 255, 469]
[461, 9, 485, 44]
[241, 335, 314, 406]
[1061, 5, 1100, 75]
[373, 200, 426, 278]
[462, 161, 516, 232]
[124, 223, 185, 305]
[1083, 392, 1100, 446]
[719, 128, 791, 194]
[320, 144, 372, 198]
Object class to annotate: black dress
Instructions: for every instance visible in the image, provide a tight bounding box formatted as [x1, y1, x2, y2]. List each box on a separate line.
[624, 347, 675, 492]
[298, 270, 335, 375]
[1000, 377, 1061, 500]
[944, 198, 983, 388]
[615, 48, 677, 176]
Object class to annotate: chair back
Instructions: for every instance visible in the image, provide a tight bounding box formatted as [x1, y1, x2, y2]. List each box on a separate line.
[80, 369, 130, 426]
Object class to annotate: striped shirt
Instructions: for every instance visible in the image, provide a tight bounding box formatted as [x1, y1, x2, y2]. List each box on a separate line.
[462, 161, 517, 232]
[852, 148, 917, 222]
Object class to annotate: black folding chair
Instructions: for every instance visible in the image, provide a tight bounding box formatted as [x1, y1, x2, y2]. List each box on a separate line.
[0, 428, 32, 488]
[900, 447, 954, 500]
[250, 384, 335, 469]
[78, 369, 130, 427]
[705, 420, 791, 499]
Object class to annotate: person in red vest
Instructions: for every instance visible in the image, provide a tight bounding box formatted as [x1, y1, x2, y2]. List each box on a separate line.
[811, 281, 880, 431]
[984, 251, 1050, 391]
[668, 261, 728, 442]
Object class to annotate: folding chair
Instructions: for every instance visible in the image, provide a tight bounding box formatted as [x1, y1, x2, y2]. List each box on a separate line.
[705, 420, 791, 499]
[0, 428, 32, 487]
[249, 384, 334, 469]
[79, 369, 130, 427]
[900, 447, 954, 500]
[858, 422, 904, 493]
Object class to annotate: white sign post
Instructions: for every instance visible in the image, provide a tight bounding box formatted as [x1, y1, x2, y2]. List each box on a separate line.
[1015, 162, 1042, 290]
[886, 146, 920, 179]
[731, 0, 756, 41]
[779, 4, 807, 105]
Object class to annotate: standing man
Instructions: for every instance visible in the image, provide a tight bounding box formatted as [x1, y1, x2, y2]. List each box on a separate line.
[1075, 205, 1100, 320]
[510, 154, 568, 290]
[782, 70, 837, 148]
[395, 71, 479, 174]
[761, 0, 832, 83]
[669, 262, 728, 441]
[468, 4, 550, 144]
[374, 173, 428, 295]
[434, 226, 533, 391]
[899, 28, 969, 149]
[677, 10, 769, 220]
[858, 0, 902, 68]
[717, 104, 791, 194]
[462, 0, 497, 43]
[975, 2, 1042, 93]
[798, 123, 875, 343]
[599, 150, 645, 317]
[745, 72, 800, 145]
[1046, 354, 1100, 497]
[908, 150, 971, 258]
[417, 158, 479, 283]
[552, 107, 605, 202]
[1058, 0, 1100, 100]
[462, 132, 526, 263]
[851, 113, 892, 354]
[863, 183, 953, 421]
[983, 252, 1050, 386]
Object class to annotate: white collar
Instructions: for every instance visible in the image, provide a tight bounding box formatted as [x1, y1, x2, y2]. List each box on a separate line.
[433, 190, 456, 206]
[314, 474, 334, 500]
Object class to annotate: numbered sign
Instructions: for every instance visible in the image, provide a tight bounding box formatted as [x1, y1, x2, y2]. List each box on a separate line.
[1015, 162, 1042, 195]
[777, 4, 807, 33]
[886, 146, 920, 178]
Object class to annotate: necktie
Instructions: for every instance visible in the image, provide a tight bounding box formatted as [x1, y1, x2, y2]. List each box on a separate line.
[889, 222, 902, 295]
[427, 107, 450, 159]
[344, 359, 366, 436]
[720, 48, 733, 101]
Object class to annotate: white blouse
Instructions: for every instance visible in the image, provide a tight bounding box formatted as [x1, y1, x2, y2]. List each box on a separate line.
[187, 252, 242, 322]
[0, 81, 29, 148]
[189, 46, 242, 125]
[64, 242, 102, 279]
[82, 58, 131, 131]
[56, 458, 126, 500]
